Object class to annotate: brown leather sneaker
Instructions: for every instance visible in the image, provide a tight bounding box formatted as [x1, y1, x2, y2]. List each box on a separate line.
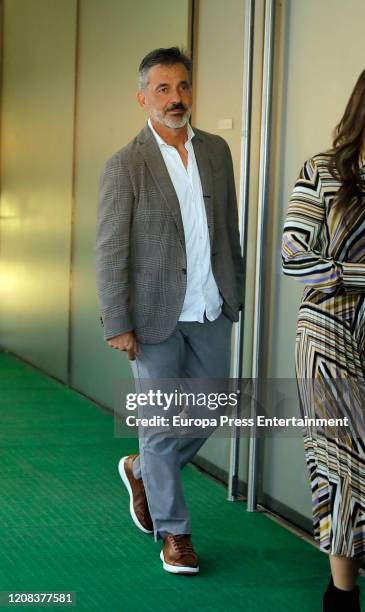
[118, 455, 153, 534]
[160, 534, 199, 574]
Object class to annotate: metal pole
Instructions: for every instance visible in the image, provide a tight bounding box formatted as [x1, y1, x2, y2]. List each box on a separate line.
[247, 0, 276, 512]
[227, 0, 255, 501]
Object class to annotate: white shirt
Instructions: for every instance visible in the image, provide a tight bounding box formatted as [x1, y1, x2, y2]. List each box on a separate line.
[148, 118, 222, 322]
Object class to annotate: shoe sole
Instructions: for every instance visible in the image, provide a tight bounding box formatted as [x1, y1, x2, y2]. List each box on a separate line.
[118, 457, 153, 534]
[160, 550, 199, 574]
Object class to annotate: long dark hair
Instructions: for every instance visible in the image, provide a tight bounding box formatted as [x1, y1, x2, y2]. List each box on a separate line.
[329, 70, 365, 210]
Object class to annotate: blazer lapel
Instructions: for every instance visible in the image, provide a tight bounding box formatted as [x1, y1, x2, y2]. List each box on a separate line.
[192, 132, 214, 246]
[137, 124, 215, 250]
[138, 127, 186, 250]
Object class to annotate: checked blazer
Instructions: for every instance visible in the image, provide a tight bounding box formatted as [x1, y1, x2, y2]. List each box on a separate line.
[96, 123, 244, 344]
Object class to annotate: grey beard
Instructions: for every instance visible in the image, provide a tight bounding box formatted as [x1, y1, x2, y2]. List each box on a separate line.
[150, 107, 192, 129]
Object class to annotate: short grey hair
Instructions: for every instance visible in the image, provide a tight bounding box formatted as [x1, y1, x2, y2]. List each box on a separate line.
[138, 46, 192, 91]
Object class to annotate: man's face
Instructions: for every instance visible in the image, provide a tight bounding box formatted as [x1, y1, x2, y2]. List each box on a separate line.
[137, 63, 192, 129]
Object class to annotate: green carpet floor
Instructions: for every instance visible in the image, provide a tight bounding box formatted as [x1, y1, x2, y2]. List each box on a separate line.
[0, 351, 363, 611]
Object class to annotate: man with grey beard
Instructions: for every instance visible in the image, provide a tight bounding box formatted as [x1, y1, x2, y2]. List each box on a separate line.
[96, 47, 243, 575]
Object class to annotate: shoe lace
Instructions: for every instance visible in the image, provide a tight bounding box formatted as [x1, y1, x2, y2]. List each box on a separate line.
[170, 535, 194, 555]
[140, 501, 152, 525]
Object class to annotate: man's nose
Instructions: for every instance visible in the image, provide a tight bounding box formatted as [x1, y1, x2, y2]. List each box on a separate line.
[169, 88, 182, 104]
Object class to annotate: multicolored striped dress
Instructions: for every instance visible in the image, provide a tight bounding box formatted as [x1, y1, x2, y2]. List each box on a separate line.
[282, 153, 365, 558]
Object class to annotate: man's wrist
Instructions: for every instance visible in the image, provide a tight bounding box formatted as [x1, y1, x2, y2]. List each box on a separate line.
[102, 314, 134, 341]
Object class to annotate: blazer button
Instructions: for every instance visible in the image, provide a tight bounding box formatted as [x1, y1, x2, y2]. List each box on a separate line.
[182, 268, 187, 274]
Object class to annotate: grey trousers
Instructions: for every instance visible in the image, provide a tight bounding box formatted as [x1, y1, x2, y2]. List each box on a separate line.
[130, 313, 232, 540]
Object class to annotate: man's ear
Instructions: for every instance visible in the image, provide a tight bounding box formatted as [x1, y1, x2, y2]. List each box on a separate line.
[136, 90, 147, 110]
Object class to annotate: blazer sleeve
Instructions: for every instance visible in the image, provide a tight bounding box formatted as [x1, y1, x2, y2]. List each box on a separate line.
[224, 141, 245, 304]
[96, 154, 134, 340]
[281, 157, 365, 293]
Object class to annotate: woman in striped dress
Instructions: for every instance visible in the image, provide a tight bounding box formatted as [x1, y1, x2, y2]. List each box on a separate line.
[282, 70, 365, 612]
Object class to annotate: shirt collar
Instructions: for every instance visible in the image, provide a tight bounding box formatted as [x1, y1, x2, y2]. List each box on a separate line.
[148, 118, 194, 147]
